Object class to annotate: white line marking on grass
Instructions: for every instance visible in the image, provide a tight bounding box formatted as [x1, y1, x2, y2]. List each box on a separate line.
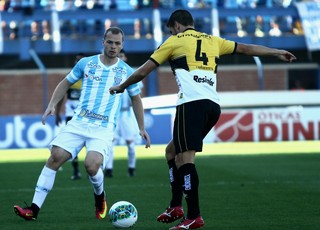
[1, 180, 319, 194]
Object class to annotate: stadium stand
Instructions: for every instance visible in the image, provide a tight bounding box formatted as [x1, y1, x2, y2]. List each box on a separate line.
[0, 0, 309, 57]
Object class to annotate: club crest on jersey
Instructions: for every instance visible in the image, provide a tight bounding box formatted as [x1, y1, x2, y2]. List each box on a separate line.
[114, 76, 122, 85]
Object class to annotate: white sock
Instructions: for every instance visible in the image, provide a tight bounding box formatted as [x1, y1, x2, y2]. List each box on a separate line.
[128, 142, 136, 168]
[32, 166, 56, 208]
[88, 168, 104, 195]
[105, 145, 114, 170]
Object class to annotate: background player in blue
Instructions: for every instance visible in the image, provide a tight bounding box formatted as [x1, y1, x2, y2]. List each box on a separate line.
[105, 49, 142, 178]
[55, 53, 85, 180]
[13, 27, 151, 221]
[110, 10, 296, 230]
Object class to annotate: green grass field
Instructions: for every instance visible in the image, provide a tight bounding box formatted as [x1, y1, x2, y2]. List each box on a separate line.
[1, 141, 319, 230]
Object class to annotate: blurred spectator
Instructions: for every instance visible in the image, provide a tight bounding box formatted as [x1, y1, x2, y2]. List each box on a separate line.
[104, 0, 152, 39]
[269, 20, 282, 36]
[41, 20, 50, 40]
[104, 1, 140, 38]
[0, 0, 302, 41]
[0, 0, 10, 11]
[9, 21, 18, 39]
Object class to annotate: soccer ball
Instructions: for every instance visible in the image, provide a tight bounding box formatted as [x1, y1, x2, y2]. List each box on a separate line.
[109, 201, 138, 228]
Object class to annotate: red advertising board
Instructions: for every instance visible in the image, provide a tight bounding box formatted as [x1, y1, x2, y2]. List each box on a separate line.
[213, 107, 320, 142]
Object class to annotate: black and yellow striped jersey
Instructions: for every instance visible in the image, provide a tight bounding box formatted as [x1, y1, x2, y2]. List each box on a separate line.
[150, 29, 236, 105]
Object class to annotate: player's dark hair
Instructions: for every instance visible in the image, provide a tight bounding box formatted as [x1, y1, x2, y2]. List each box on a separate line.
[166, 9, 194, 28]
[103, 27, 125, 41]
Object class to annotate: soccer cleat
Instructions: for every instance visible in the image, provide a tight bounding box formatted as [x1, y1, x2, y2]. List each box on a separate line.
[95, 196, 107, 219]
[157, 206, 184, 223]
[13, 205, 36, 221]
[169, 216, 205, 230]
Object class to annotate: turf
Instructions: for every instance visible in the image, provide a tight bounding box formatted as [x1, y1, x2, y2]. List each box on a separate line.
[0, 142, 319, 230]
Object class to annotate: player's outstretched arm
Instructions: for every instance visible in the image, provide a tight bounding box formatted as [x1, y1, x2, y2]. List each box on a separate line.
[109, 60, 157, 94]
[236, 43, 297, 62]
[130, 94, 151, 148]
[55, 97, 65, 126]
[42, 78, 72, 125]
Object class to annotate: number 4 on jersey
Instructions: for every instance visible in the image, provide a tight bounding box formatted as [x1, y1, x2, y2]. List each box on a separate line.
[195, 40, 208, 65]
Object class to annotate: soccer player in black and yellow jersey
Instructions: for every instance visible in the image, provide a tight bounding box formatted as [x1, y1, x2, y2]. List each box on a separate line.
[110, 9, 296, 229]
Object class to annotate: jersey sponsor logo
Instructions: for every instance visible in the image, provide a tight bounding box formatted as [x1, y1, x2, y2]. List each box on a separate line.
[177, 33, 210, 39]
[193, 75, 214, 86]
[196, 65, 214, 71]
[84, 73, 102, 82]
[87, 62, 101, 69]
[79, 109, 108, 121]
[88, 69, 95, 75]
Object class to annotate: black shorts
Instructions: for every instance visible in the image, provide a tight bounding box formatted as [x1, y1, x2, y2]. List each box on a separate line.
[173, 99, 221, 154]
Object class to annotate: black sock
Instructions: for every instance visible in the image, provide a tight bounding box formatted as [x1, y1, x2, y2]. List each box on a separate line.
[179, 163, 200, 219]
[168, 159, 183, 207]
[31, 203, 40, 218]
[72, 157, 79, 175]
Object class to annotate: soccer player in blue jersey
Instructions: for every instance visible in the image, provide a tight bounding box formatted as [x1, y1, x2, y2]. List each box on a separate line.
[110, 10, 296, 230]
[13, 27, 150, 221]
[105, 49, 142, 178]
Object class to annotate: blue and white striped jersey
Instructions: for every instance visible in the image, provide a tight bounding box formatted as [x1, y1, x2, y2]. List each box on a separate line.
[65, 54, 141, 128]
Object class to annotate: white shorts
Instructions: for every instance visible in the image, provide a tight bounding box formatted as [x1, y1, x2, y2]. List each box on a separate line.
[115, 108, 140, 142]
[49, 119, 114, 168]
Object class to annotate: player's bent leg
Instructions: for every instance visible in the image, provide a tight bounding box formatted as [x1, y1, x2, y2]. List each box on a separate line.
[14, 147, 70, 221]
[157, 141, 184, 224]
[86, 151, 106, 219]
[46, 146, 72, 170]
[84, 151, 104, 176]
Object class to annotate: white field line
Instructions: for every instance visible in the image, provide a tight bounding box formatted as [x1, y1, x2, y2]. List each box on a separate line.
[1, 180, 319, 194]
